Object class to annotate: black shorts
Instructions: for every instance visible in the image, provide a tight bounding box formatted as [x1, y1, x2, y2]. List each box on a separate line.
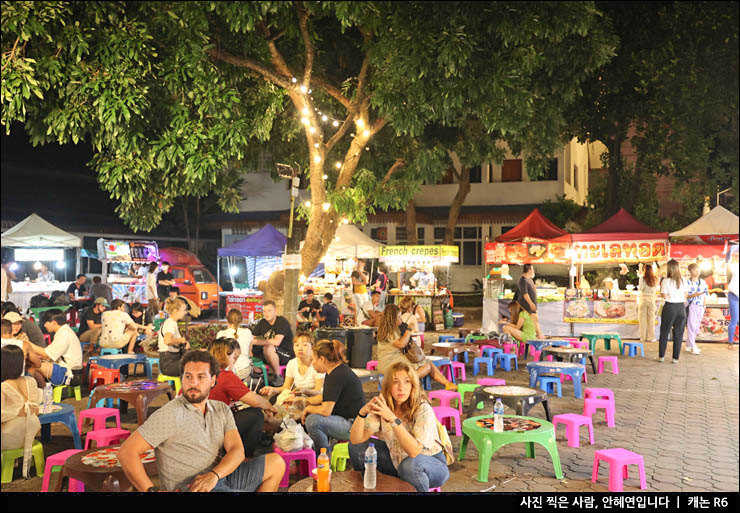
[517, 300, 536, 315]
[252, 345, 293, 366]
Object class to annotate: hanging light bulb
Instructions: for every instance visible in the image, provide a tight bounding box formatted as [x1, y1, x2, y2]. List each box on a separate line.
[301, 117, 310, 125]
[291, 77, 298, 83]
[335, 162, 342, 169]
[33, 261, 42, 271]
[342, 218, 349, 224]
[332, 120, 339, 127]
[302, 107, 309, 115]
[314, 155, 322, 164]
[363, 130, 370, 137]
[308, 126, 316, 134]
[305, 201, 311, 208]
[314, 143, 320, 148]
[299, 85, 308, 94]
[356, 118, 365, 128]
[323, 174, 328, 179]
[322, 202, 331, 211]
[321, 115, 328, 122]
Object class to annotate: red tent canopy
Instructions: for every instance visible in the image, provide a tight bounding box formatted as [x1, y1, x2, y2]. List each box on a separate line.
[158, 247, 203, 266]
[495, 208, 568, 242]
[670, 244, 728, 260]
[551, 208, 668, 242]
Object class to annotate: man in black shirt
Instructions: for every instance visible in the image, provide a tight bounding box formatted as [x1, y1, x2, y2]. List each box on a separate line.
[297, 289, 321, 328]
[78, 297, 108, 347]
[250, 300, 294, 387]
[66, 274, 88, 301]
[156, 262, 175, 301]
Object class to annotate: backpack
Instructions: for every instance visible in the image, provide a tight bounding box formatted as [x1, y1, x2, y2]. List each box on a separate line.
[30, 294, 51, 309]
[50, 290, 70, 306]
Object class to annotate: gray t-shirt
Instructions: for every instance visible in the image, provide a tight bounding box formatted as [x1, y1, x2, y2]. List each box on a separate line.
[517, 276, 537, 310]
[137, 395, 237, 491]
[22, 318, 45, 347]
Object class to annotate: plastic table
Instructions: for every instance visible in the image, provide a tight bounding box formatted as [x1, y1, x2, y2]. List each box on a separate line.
[540, 347, 597, 374]
[458, 415, 563, 482]
[467, 385, 551, 422]
[579, 333, 623, 354]
[39, 403, 83, 450]
[524, 339, 571, 359]
[89, 380, 172, 425]
[94, 354, 152, 379]
[54, 445, 158, 492]
[527, 361, 586, 398]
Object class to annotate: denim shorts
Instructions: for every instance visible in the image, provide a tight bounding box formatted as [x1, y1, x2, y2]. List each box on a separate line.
[211, 455, 265, 493]
[49, 363, 69, 386]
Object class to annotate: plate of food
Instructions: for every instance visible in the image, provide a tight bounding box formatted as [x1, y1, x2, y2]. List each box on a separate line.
[566, 300, 590, 318]
[594, 301, 626, 319]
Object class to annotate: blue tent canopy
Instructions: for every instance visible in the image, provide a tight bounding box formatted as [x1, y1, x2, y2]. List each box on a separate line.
[217, 224, 287, 257]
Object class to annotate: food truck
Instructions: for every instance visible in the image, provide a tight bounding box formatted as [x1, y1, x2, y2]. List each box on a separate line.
[158, 247, 221, 312]
[97, 239, 158, 303]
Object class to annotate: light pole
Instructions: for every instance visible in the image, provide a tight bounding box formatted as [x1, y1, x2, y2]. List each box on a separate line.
[276, 163, 302, 329]
[717, 187, 731, 208]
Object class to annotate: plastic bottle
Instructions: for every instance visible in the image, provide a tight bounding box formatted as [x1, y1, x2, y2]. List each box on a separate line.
[316, 448, 330, 492]
[493, 398, 504, 432]
[74, 288, 79, 300]
[363, 443, 377, 489]
[42, 382, 53, 414]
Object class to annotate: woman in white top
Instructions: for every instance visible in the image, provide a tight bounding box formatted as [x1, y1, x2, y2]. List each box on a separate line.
[348, 359, 451, 492]
[657, 259, 688, 363]
[216, 309, 254, 380]
[145, 261, 160, 319]
[1, 345, 43, 478]
[157, 298, 190, 376]
[260, 332, 324, 406]
[637, 263, 660, 343]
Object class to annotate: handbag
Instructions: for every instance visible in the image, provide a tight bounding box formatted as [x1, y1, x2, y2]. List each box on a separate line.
[402, 337, 425, 364]
[435, 418, 455, 465]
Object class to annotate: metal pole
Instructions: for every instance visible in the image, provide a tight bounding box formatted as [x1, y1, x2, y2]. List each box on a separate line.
[217, 256, 221, 319]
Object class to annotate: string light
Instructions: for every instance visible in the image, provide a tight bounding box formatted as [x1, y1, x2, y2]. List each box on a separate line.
[305, 201, 311, 208]
[292, 77, 298, 83]
[309, 126, 316, 134]
[363, 130, 370, 137]
[302, 107, 310, 115]
[342, 218, 349, 224]
[301, 117, 310, 125]
[356, 118, 365, 128]
[323, 174, 328, 179]
[322, 202, 331, 211]
[332, 120, 339, 127]
[299, 85, 308, 94]
[322, 115, 328, 122]
[314, 155, 322, 163]
[335, 162, 342, 169]
[314, 143, 320, 148]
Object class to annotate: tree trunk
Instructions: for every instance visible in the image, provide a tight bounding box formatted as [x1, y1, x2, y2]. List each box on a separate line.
[406, 200, 418, 244]
[443, 155, 471, 245]
[605, 138, 622, 216]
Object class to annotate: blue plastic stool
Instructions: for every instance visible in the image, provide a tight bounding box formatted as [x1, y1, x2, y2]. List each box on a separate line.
[39, 404, 83, 450]
[622, 342, 645, 357]
[536, 376, 562, 398]
[482, 347, 503, 358]
[473, 356, 495, 376]
[421, 375, 432, 390]
[495, 353, 519, 371]
[437, 335, 456, 343]
[100, 348, 122, 356]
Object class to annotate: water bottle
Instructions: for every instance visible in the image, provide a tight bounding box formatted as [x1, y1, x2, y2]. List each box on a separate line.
[363, 443, 377, 489]
[74, 288, 79, 300]
[316, 448, 330, 492]
[493, 398, 504, 432]
[42, 382, 53, 414]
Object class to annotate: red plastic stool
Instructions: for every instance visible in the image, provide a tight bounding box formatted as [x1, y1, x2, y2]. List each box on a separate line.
[502, 342, 518, 354]
[592, 448, 647, 491]
[79, 407, 121, 434]
[428, 390, 463, 415]
[41, 449, 85, 492]
[583, 398, 616, 428]
[89, 367, 121, 389]
[552, 413, 595, 448]
[366, 360, 378, 371]
[84, 428, 131, 449]
[597, 356, 619, 374]
[432, 406, 461, 436]
[273, 445, 317, 488]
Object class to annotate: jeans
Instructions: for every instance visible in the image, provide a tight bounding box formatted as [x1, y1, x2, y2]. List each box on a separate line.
[348, 438, 449, 492]
[659, 302, 687, 360]
[729, 292, 739, 345]
[211, 455, 265, 492]
[305, 414, 353, 454]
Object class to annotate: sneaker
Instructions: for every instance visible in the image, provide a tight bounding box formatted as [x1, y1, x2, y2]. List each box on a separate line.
[271, 375, 284, 388]
[655, 357, 664, 362]
[672, 358, 679, 363]
[685, 348, 694, 353]
[691, 348, 701, 355]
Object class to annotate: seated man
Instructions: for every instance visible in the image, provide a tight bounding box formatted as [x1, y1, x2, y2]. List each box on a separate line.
[118, 350, 285, 492]
[66, 274, 88, 301]
[99, 299, 152, 353]
[89, 276, 113, 304]
[251, 301, 294, 388]
[28, 310, 83, 386]
[78, 297, 108, 349]
[297, 289, 321, 328]
[361, 290, 384, 327]
[317, 292, 340, 328]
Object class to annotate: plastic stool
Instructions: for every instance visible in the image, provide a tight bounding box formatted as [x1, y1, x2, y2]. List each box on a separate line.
[592, 448, 647, 492]
[366, 360, 378, 371]
[473, 356, 495, 376]
[147, 356, 159, 371]
[569, 340, 589, 349]
[428, 390, 463, 415]
[477, 378, 506, 386]
[622, 342, 645, 357]
[437, 335, 456, 343]
[274, 445, 317, 488]
[536, 376, 562, 397]
[433, 406, 462, 436]
[503, 342, 518, 354]
[157, 373, 182, 395]
[584, 388, 615, 403]
[448, 361, 466, 382]
[457, 383, 484, 410]
[552, 414, 595, 448]
[421, 375, 432, 390]
[251, 358, 270, 387]
[279, 365, 287, 378]
[100, 348, 122, 356]
[53, 384, 82, 403]
[561, 368, 588, 384]
[597, 356, 619, 374]
[494, 353, 518, 371]
[79, 407, 121, 433]
[1, 440, 45, 483]
[330, 442, 349, 472]
[41, 449, 84, 492]
[530, 348, 542, 361]
[583, 398, 616, 428]
[84, 428, 131, 449]
[89, 367, 121, 389]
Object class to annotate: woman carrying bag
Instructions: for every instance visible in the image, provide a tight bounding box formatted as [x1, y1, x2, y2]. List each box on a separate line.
[157, 298, 190, 376]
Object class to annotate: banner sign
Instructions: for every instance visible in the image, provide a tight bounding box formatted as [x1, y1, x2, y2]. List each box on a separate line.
[97, 239, 159, 263]
[282, 253, 302, 270]
[379, 245, 459, 262]
[112, 283, 147, 304]
[563, 299, 639, 324]
[485, 242, 570, 264]
[570, 240, 669, 264]
[225, 294, 263, 322]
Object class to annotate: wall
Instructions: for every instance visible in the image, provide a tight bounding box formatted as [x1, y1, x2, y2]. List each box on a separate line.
[237, 173, 291, 212]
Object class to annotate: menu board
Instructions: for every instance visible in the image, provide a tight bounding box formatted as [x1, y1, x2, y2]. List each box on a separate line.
[485, 242, 570, 264]
[225, 294, 264, 322]
[97, 239, 159, 262]
[563, 299, 639, 325]
[699, 306, 731, 341]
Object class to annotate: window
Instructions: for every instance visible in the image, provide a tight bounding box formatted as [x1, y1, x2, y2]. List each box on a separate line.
[535, 159, 558, 181]
[469, 165, 482, 184]
[171, 269, 185, 279]
[566, 164, 572, 185]
[434, 227, 446, 241]
[437, 226, 482, 266]
[500, 226, 516, 237]
[395, 226, 407, 243]
[370, 227, 387, 241]
[193, 268, 215, 283]
[502, 159, 523, 182]
[417, 227, 425, 242]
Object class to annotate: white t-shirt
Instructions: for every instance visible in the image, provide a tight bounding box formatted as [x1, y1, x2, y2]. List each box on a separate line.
[1, 266, 8, 302]
[216, 327, 253, 375]
[285, 358, 325, 390]
[158, 318, 181, 353]
[661, 277, 687, 304]
[146, 273, 158, 300]
[100, 310, 135, 345]
[729, 260, 739, 297]
[45, 325, 83, 378]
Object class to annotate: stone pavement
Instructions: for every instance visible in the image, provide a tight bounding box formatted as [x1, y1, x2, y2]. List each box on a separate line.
[2, 329, 738, 493]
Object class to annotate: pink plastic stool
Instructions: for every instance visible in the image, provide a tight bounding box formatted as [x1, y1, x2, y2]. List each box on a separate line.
[592, 448, 647, 491]
[569, 340, 589, 349]
[84, 427, 131, 449]
[78, 407, 121, 434]
[583, 398, 616, 428]
[433, 406, 462, 436]
[41, 449, 85, 492]
[428, 390, 463, 415]
[597, 356, 619, 374]
[479, 345, 497, 354]
[584, 388, 615, 403]
[503, 342, 518, 354]
[279, 365, 287, 378]
[449, 361, 466, 382]
[552, 413, 595, 448]
[273, 445, 317, 488]
[476, 378, 506, 386]
[366, 360, 378, 371]
[530, 349, 542, 361]
[430, 487, 442, 492]
[561, 369, 588, 383]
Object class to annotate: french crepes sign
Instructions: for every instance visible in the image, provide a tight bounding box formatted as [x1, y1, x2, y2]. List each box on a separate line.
[379, 245, 459, 263]
[570, 240, 668, 264]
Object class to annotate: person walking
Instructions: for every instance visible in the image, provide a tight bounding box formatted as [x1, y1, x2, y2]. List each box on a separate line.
[727, 256, 739, 349]
[685, 263, 707, 355]
[657, 259, 688, 363]
[637, 263, 659, 343]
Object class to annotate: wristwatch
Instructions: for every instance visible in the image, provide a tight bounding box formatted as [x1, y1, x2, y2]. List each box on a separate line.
[393, 417, 402, 427]
[147, 486, 160, 492]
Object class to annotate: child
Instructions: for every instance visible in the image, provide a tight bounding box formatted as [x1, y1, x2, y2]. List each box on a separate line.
[2, 317, 42, 379]
[685, 263, 707, 355]
[216, 309, 254, 380]
[259, 332, 324, 406]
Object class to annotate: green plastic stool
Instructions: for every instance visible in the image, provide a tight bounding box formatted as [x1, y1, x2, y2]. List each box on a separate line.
[251, 358, 269, 387]
[157, 373, 182, 395]
[53, 385, 81, 403]
[1, 440, 45, 483]
[580, 333, 623, 354]
[331, 442, 350, 471]
[456, 383, 484, 410]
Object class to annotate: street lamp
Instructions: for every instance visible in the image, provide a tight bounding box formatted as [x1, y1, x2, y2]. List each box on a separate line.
[276, 163, 302, 239]
[717, 187, 731, 207]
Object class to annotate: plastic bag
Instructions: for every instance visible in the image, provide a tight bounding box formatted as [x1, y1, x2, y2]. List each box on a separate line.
[275, 419, 313, 452]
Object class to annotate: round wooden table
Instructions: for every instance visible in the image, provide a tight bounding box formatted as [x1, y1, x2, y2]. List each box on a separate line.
[55, 444, 158, 492]
[89, 380, 172, 425]
[287, 470, 415, 492]
[540, 346, 596, 374]
[432, 342, 480, 360]
[467, 385, 551, 422]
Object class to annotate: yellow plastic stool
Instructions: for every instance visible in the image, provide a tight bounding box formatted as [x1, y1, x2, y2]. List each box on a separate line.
[331, 442, 350, 471]
[1, 440, 45, 483]
[53, 385, 82, 403]
[157, 373, 182, 395]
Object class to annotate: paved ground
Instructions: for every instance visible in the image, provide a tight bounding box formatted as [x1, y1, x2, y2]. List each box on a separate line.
[2, 314, 738, 493]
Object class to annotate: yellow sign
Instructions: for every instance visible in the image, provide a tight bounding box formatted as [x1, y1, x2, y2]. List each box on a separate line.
[379, 245, 459, 261]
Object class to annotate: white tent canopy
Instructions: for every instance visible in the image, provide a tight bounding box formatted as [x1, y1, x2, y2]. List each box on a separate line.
[670, 206, 739, 237]
[1, 213, 82, 248]
[300, 224, 384, 260]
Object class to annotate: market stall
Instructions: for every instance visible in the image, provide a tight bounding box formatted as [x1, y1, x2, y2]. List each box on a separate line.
[379, 245, 459, 331]
[97, 239, 158, 303]
[2, 214, 82, 312]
